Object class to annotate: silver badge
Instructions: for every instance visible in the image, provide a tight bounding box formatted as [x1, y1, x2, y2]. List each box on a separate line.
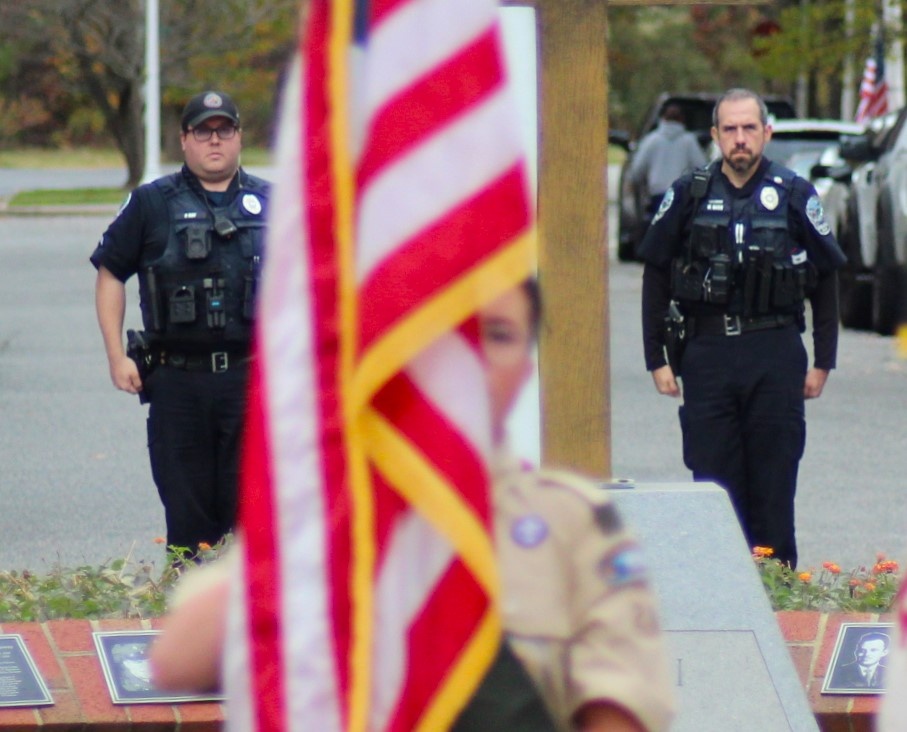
[242, 194, 262, 215]
[760, 186, 779, 211]
[651, 187, 674, 225]
[511, 514, 548, 548]
[806, 195, 831, 236]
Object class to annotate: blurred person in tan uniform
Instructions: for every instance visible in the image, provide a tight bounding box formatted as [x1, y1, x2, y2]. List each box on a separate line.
[151, 281, 674, 732]
[482, 281, 674, 732]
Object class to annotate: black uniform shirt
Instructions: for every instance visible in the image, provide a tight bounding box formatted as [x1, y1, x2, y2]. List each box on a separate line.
[638, 158, 846, 372]
[89, 165, 257, 281]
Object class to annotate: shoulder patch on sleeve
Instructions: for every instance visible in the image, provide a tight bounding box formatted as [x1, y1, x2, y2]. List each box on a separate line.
[806, 194, 831, 236]
[651, 187, 674, 225]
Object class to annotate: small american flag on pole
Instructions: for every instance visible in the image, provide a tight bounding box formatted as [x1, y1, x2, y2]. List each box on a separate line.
[856, 36, 890, 123]
[224, 0, 535, 730]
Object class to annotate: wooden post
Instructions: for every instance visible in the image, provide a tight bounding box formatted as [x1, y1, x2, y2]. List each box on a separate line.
[517, 0, 770, 477]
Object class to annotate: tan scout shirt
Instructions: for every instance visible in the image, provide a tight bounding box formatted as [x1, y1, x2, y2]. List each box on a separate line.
[493, 455, 674, 732]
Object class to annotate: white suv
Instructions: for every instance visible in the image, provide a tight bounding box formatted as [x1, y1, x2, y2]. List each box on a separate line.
[835, 111, 904, 333]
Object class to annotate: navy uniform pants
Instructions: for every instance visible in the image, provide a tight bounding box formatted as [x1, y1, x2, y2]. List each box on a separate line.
[144, 364, 248, 550]
[679, 325, 807, 567]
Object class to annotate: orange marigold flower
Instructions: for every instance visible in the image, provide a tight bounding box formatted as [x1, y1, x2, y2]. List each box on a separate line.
[753, 546, 774, 558]
[871, 560, 898, 575]
[198, 542, 212, 551]
[153, 537, 166, 545]
[849, 578, 862, 587]
[865, 582, 877, 592]
[798, 572, 812, 583]
[823, 563, 841, 575]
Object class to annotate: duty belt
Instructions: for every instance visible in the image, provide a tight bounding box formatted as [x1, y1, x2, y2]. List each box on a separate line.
[161, 349, 250, 373]
[690, 313, 796, 337]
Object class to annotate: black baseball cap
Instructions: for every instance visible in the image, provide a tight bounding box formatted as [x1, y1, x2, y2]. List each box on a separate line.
[180, 91, 240, 131]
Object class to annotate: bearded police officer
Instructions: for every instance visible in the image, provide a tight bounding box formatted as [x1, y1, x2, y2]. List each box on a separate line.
[638, 88, 845, 568]
[91, 90, 270, 551]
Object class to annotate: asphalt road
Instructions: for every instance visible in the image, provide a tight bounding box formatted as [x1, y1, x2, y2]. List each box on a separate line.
[1, 167, 906, 574]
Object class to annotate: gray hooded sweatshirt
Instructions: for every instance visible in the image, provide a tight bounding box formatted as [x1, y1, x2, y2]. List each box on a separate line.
[629, 119, 707, 196]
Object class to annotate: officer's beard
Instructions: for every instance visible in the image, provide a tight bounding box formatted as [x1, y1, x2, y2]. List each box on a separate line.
[725, 148, 761, 175]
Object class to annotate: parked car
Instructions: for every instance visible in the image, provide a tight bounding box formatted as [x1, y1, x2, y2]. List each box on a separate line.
[832, 111, 905, 333]
[612, 92, 797, 262]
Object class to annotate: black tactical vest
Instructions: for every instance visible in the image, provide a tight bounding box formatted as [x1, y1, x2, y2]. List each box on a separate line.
[137, 170, 268, 349]
[671, 162, 813, 317]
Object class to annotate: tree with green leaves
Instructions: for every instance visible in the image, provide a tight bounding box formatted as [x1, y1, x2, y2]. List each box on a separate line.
[0, 0, 298, 188]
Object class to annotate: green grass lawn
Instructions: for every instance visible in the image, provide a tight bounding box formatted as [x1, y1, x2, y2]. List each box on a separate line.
[9, 188, 127, 206]
[1, 146, 274, 207]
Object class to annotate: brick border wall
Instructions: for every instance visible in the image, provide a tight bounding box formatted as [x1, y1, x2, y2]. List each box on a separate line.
[777, 610, 894, 732]
[0, 613, 890, 730]
[0, 618, 223, 730]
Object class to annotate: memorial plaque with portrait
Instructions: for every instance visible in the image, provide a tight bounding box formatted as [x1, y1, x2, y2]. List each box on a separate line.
[823, 622, 894, 694]
[0, 634, 53, 707]
[93, 631, 223, 704]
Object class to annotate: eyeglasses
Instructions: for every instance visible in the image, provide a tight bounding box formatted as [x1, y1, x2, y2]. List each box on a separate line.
[189, 125, 238, 142]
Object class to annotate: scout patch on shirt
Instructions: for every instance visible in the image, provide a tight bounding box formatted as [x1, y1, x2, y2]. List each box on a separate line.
[651, 187, 674, 225]
[511, 514, 549, 548]
[806, 194, 831, 235]
[598, 544, 648, 589]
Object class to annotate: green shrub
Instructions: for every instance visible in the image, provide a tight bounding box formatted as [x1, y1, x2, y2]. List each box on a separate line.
[0, 539, 229, 622]
[753, 546, 901, 612]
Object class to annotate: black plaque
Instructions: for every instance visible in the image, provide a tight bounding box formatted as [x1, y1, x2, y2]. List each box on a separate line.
[0, 634, 53, 707]
[823, 622, 894, 695]
[93, 630, 223, 704]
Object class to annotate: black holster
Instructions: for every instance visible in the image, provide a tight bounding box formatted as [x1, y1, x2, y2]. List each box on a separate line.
[126, 329, 157, 404]
[664, 301, 687, 376]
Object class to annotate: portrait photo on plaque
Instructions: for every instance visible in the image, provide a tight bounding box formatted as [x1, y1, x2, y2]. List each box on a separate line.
[0, 634, 53, 707]
[822, 622, 894, 694]
[93, 631, 223, 704]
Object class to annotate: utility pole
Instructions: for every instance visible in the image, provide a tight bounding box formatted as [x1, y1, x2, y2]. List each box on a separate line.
[884, 0, 905, 111]
[841, 0, 856, 120]
[142, 0, 162, 184]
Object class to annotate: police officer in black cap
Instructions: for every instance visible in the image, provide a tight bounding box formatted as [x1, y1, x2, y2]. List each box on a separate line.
[91, 90, 270, 551]
[638, 88, 846, 568]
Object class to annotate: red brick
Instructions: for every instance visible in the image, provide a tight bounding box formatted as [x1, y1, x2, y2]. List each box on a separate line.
[37, 688, 85, 726]
[1, 621, 67, 690]
[808, 682, 850, 715]
[97, 618, 146, 633]
[850, 693, 881, 714]
[127, 701, 177, 726]
[47, 619, 95, 653]
[175, 701, 226, 727]
[785, 644, 815, 687]
[0, 706, 40, 726]
[65, 655, 129, 725]
[777, 610, 821, 642]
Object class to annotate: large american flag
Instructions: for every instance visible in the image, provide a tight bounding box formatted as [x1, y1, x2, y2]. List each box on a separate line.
[856, 37, 889, 123]
[223, 0, 535, 730]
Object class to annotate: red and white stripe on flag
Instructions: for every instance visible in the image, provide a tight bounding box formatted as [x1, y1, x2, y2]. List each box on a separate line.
[856, 56, 889, 123]
[226, 0, 535, 730]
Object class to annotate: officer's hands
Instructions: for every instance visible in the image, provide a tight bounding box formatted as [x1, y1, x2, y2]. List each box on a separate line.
[804, 367, 829, 399]
[651, 365, 681, 397]
[110, 354, 143, 396]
